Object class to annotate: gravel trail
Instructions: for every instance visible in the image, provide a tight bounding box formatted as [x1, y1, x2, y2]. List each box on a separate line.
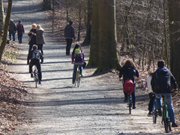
[7, 0, 168, 135]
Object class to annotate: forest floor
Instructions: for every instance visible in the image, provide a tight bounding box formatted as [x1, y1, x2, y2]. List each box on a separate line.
[0, 0, 179, 135]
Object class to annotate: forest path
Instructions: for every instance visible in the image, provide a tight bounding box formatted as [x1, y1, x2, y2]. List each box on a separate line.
[8, 0, 165, 135]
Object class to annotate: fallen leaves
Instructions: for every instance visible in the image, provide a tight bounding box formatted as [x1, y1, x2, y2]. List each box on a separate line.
[0, 63, 27, 134]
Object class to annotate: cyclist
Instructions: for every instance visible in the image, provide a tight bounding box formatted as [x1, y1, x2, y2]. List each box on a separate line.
[71, 44, 84, 84]
[152, 60, 178, 127]
[28, 45, 43, 84]
[119, 59, 139, 109]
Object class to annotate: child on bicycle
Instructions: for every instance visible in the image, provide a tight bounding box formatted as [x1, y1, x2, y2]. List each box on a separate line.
[119, 59, 139, 109]
[146, 71, 156, 116]
[28, 45, 43, 84]
[71, 44, 84, 84]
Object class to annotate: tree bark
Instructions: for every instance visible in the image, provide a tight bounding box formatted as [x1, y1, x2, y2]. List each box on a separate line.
[169, 0, 180, 87]
[82, 0, 92, 46]
[0, 0, 12, 62]
[95, 0, 120, 74]
[88, 0, 99, 67]
[0, 0, 4, 34]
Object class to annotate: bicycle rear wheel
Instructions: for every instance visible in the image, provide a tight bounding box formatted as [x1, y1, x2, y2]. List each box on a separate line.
[153, 110, 157, 124]
[128, 96, 132, 114]
[163, 106, 171, 133]
[33, 66, 39, 88]
[164, 118, 171, 133]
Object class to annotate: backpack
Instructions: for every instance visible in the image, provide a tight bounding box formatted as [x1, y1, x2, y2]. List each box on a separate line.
[32, 50, 41, 60]
[123, 79, 135, 95]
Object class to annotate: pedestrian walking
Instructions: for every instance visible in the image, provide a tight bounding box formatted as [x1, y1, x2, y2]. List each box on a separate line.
[36, 24, 45, 55]
[9, 19, 16, 41]
[16, 20, 25, 44]
[64, 20, 75, 55]
[27, 23, 37, 64]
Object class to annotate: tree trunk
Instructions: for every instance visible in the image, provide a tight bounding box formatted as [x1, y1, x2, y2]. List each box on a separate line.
[88, 0, 99, 67]
[169, 0, 180, 87]
[0, 0, 12, 62]
[95, 0, 120, 74]
[0, 0, 4, 35]
[77, 2, 82, 41]
[43, 0, 51, 10]
[82, 0, 92, 46]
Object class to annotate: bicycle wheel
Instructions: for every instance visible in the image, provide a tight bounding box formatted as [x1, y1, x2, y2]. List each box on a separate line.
[75, 70, 81, 87]
[163, 106, 171, 133]
[33, 66, 39, 88]
[128, 96, 132, 114]
[153, 110, 157, 124]
[77, 77, 80, 87]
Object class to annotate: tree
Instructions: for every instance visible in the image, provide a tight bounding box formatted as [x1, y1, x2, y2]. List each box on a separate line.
[168, 0, 180, 87]
[0, 0, 4, 34]
[0, 0, 12, 61]
[88, 0, 100, 67]
[89, 0, 120, 73]
[82, 0, 92, 46]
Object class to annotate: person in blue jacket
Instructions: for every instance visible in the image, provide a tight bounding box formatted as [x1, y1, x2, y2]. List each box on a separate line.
[119, 59, 139, 109]
[153, 60, 178, 127]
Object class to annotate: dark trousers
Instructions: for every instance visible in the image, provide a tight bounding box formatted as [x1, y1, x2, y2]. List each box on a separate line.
[9, 32, 16, 41]
[18, 34, 23, 43]
[37, 44, 44, 55]
[29, 59, 42, 81]
[66, 39, 73, 55]
[27, 44, 33, 64]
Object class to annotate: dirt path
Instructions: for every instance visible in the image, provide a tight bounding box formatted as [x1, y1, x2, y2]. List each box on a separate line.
[7, 0, 171, 135]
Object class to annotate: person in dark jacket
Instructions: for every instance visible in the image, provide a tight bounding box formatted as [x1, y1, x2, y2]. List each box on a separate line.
[16, 21, 24, 44]
[27, 24, 37, 64]
[28, 45, 43, 84]
[119, 59, 139, 109]
[153, 60, 178, 127]
[64, 20, 75, 55]
[71, 44, 84, 84]
[36, 24, 45, 55]
[16, 20, 24, 44]
[9, 19, 16, 41]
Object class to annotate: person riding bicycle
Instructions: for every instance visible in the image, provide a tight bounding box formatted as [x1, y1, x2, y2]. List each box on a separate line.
[28, 45, 43, 84]
[152, 60, 178, 127]
[71, 44, 84, 84]
[119, 59, 139, 109]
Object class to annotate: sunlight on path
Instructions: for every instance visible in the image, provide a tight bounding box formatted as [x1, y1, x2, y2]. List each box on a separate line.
[8, 0, 165, 135]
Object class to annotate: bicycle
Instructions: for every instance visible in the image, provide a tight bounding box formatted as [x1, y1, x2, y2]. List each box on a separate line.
[74, 65, 81, 87]
[32, 65, 39, 88]
[162, 95, 171, 133]
[127, 94, 132, 114]
[152, 94, 171, 133]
